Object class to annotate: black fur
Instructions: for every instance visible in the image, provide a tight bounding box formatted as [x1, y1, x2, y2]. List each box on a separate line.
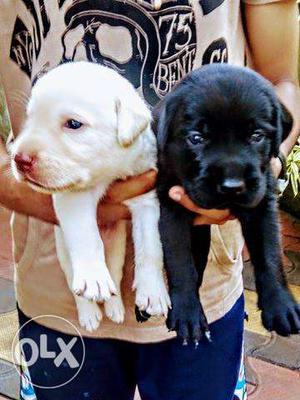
[155, 64, 300, 343]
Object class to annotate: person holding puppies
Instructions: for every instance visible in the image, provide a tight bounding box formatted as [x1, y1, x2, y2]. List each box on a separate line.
[0, 1, 299, 399]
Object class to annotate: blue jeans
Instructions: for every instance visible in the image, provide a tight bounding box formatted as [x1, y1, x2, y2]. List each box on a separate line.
[19, 295, 245, 400]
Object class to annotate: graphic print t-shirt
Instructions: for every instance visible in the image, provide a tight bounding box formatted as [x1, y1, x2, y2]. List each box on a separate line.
[0, 0, 265, 341]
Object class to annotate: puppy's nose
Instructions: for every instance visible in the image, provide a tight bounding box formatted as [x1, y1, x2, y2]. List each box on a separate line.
[219, 178, 246, 195]
[14, 153, 36, 173]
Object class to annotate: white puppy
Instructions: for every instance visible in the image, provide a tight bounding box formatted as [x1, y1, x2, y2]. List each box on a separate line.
[11, 61, 170, 332]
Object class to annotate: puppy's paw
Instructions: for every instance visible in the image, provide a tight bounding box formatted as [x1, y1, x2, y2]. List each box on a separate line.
[261, 289, 300, 336]
[72, 264, 117, 302]
[167, 292, 210, 345]
[77, 300, 102, 332]
[134, 270, 171, 318]
[104, 295, 125, 324]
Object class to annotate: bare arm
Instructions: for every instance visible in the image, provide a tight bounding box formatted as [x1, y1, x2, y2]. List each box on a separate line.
[0, 137, 156, 225]
[244, 0, 300, 158]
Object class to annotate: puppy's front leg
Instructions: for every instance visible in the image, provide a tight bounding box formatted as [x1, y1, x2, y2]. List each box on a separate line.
[237, 195, 300, 336]
[159, 202, 210, 344]
[104, 220, 126, 324]
[53, 187, 116, 302]
[125, 190, 170, 318]
[55, 228, 102, 332]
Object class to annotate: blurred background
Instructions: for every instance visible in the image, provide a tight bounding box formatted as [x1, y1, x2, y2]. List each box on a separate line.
[0, 5, 300, 400]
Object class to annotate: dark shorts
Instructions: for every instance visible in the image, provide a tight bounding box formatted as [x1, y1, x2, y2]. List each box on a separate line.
[18, 295, 245, 400]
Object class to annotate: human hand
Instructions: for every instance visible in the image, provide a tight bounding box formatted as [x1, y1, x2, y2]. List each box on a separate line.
[271, 156, 283, 179]
[168, 186, 235, 226]
[97, 170, 157, 228]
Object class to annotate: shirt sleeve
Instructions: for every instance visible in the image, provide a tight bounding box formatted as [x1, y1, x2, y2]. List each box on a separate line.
[242, 0, 292, 4]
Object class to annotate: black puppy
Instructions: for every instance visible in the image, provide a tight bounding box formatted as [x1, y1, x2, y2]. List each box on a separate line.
[155, 64, 300, 344]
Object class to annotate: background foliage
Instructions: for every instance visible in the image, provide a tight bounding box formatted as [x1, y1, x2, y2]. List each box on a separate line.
[0, 86, 10, 142]
[286, 144, 300, 196]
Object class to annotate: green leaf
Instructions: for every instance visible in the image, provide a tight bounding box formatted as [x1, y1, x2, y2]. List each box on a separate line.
[291, 162, 300, 179]
[291, 172, 298, 196]
[293, 152, 300, 162]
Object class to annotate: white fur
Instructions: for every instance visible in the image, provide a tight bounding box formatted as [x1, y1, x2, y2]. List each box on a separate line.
[11, 61, 170, 331]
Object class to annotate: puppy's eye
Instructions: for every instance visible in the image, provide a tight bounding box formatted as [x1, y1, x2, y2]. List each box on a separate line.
[250, 130, 265, 143]
[188, 132, 206, 145]
[64, 119, 83, 130]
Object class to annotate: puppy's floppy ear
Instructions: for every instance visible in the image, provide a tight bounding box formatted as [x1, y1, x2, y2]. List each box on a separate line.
[116, 97, 151, 147]
[271, 99, 293, 157]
